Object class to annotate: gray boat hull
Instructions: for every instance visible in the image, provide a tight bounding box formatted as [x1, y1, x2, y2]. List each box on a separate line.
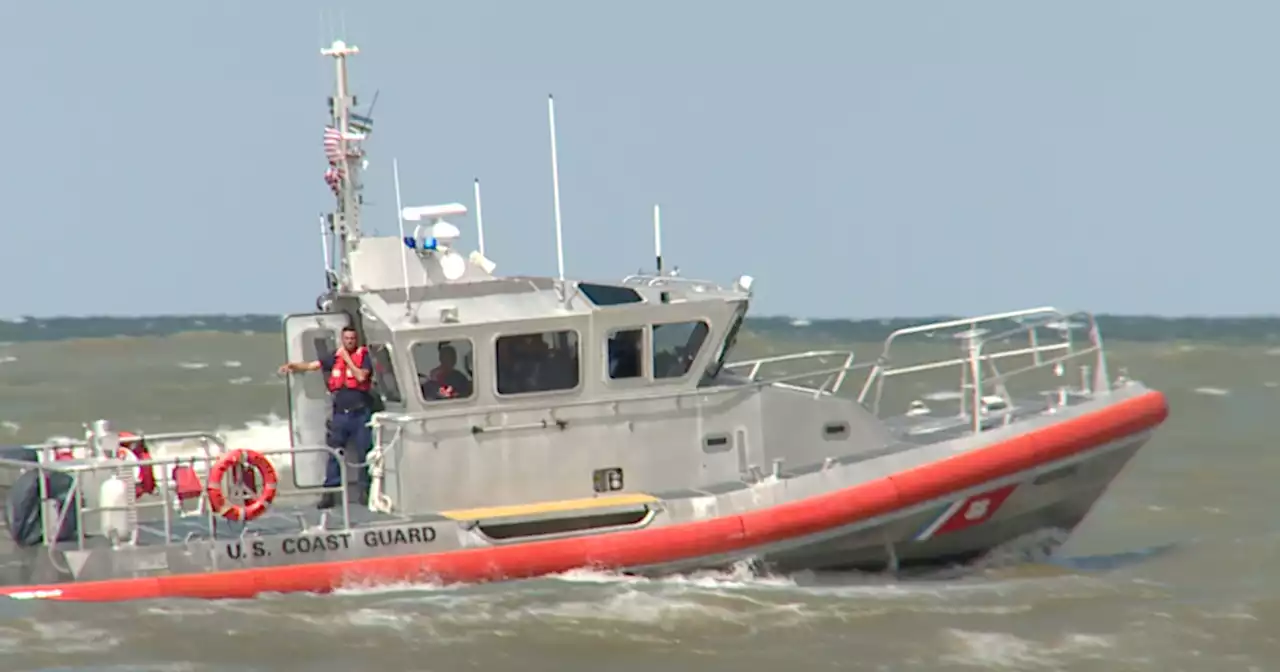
[0, 387, 1164, 602]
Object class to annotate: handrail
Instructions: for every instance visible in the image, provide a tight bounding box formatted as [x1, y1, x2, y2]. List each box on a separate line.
[373, 306, 1106, 439]
[0, 445, 352, 552]
[858, 307, 1074, 407]
[22, 431, 230, 463]
[619, 274, 726, 291]
[374, 355, 873, 428]
[871, 306, 1064, 357]
[722, 350, 858, 399]
[852, 307, 1108, 432]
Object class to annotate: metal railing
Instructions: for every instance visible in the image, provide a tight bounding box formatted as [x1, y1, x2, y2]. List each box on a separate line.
[372, 351, 868, 433]
[0, 442, 352, 563]
[853, 307, 1109, 433]
[720, 350, 861, 399]
[369, 307, 1110, 452]
[620, 273, 727, 293]
[23, 430, 226, 465]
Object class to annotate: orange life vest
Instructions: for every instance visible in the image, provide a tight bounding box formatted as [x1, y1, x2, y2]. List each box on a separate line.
[429, 366, 456, 398]
[327, 347, 373, 392]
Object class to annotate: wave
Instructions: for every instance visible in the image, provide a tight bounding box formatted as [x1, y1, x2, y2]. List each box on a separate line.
[1192, 387, 1230, 396]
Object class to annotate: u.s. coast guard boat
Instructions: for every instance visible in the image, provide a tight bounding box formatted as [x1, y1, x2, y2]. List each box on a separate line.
[0, 40, 1168, 602]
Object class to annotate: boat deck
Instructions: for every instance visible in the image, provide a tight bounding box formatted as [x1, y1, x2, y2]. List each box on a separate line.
[882, 392, 1091, 445]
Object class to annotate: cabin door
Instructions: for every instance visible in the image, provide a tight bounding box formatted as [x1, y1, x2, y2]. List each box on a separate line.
[283, 312, 351, 488]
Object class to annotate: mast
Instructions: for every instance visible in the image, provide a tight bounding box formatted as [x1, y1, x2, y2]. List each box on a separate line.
[320, 39, 370, 294]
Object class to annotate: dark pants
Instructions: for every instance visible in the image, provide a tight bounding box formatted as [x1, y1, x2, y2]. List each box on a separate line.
[325, 408, 373, 496]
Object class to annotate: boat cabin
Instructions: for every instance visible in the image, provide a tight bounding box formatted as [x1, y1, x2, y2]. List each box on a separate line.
[284, 43, 893, 518]
[284, 203, 889, 516]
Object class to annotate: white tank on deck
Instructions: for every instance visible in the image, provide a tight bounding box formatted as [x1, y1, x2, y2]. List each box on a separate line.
[98, 475, 132, 541]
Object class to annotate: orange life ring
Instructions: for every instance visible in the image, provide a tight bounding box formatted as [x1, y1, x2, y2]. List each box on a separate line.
[117, 432, 157, 498]
[206, 449, 279, 522]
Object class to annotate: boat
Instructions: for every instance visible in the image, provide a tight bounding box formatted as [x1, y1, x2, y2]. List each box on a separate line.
[0, 40, 1168, 602]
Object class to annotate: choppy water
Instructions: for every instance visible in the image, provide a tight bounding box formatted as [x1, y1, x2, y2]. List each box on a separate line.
[0, 333, 1278, 671]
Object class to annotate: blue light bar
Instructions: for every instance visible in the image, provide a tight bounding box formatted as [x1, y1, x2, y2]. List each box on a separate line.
[402, 237, 440, 251]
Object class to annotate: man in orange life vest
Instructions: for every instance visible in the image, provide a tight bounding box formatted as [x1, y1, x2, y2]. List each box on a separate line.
[278, 326, 375, 509]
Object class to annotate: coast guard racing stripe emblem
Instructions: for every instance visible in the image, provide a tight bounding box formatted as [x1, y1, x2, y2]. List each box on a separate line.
[914, 483, 1018, 542]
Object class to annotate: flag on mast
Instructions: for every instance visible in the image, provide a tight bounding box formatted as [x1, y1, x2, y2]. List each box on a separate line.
[323, 126, 366, 163]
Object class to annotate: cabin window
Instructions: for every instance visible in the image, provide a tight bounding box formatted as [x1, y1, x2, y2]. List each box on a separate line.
[495, 329, 581, 395]
[367, 344, 403, 404]
[580, 283, 644, 306]
[410, 339, 476, 402]
[300, 331, 338, 400]
[652, 320, 710, 379]
[606, 328, 645, 380]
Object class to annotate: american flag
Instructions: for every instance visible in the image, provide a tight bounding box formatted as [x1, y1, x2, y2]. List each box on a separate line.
[324, 163, 341, 195]
[323, 126, 344, 163]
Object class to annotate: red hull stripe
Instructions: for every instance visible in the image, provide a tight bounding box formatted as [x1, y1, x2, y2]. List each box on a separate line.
[1, 390, 1168, 602]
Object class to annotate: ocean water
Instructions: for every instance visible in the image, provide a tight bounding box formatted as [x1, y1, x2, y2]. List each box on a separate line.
[0, 331, 1277, 671]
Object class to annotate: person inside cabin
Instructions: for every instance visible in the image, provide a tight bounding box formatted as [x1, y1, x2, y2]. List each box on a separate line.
[277, 325, 375, 509]
[501, 335, 543, 394]
[420, 342, 472, 400]
[523, 334, 554, 391]
[495, 337, 519, 394]
[608, 330, 641, 379]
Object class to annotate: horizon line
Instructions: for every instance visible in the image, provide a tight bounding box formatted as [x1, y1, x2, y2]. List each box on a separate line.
[3, 311, 1280, 322]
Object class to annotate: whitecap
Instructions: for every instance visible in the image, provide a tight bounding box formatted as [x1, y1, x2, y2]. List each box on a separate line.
[1192, 387, 1229, 397]
[939, 629, 1115, 668]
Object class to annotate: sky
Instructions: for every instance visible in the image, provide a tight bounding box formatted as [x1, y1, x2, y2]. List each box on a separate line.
[3, 1, 1276, 319]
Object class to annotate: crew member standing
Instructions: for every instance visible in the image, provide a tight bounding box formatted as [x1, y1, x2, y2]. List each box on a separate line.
[278, 326, 375, 509]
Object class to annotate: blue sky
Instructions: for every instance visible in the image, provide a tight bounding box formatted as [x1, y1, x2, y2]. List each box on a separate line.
[4, 1, 1274, 318]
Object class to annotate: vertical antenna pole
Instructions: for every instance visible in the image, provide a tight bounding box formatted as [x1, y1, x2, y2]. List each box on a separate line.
[653, 204, 663, 276]
[318, 213, 331, 275]
[392, 159, 411, 312]
[547, 95, 566, 282]
[473, 178, 487, 257]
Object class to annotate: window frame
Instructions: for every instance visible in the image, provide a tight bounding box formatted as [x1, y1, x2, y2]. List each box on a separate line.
[491, 326, 585, 399]
[650, 319, 712, 381]
[704, 305, 747, 380]
[366, 342, 405, 406]
[603, 325, 650, 386]
[408, 336, 479, 406]
[299, 329, 339, 401]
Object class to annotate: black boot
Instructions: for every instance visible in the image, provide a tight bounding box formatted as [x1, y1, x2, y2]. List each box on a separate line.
[316, 492, 339, 510]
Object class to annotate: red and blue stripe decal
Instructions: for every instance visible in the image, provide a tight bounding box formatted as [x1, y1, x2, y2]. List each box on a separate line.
[912, 483, 1020, 542]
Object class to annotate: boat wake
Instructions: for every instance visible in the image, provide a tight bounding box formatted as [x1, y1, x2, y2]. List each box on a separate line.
[0, 542, 1185, 670]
